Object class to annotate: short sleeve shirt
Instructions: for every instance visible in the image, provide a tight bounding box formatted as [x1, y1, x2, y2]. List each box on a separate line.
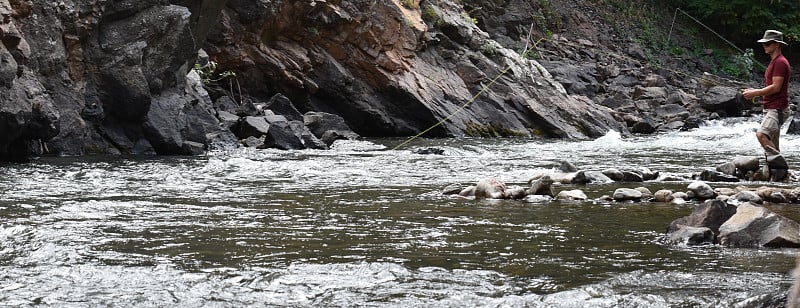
[764, 54, 790, 110]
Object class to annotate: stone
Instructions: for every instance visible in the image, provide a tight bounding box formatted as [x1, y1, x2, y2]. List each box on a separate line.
[654, 190, 674, 202]
[732, 156, 760, 172]
[668, 226, 715, 245]
[687, 181, 716, 200]
[527, 175, 554, 197]
[303, 112, 359, 146]
[475, 178, 506, 199]
[667, 199, 737, 235]
[557, 189, 588, 200]
[718, 202, 800, 248]
[601, 168, 624, 181]
[613, 188, 642, 201]
[716, 162, 736, 176]
[635, 187, 653, 200]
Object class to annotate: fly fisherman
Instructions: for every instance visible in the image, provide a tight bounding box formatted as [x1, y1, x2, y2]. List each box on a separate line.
[742, 30, 791, 157]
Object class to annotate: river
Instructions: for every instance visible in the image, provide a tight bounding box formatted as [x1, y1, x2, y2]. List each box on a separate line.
[1, 118, 799, 307]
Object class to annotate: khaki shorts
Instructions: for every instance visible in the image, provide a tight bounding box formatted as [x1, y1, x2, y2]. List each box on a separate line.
[758, 107, 790, 149]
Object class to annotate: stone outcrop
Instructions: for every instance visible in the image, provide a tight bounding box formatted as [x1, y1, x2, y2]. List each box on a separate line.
[204, 0, 626, 142]
[0, 0, 234, 161]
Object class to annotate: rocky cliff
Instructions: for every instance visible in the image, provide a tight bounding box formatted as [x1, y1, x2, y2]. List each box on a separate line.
[205, 0, 625, 139]
[0, 0, 758, 162]
[0, 0, 233, 162]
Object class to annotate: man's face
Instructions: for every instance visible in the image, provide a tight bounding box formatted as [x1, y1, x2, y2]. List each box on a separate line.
[762, 41, 777, 54]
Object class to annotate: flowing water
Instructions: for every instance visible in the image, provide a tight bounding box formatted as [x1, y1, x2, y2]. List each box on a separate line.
[2, 118, 800, 307]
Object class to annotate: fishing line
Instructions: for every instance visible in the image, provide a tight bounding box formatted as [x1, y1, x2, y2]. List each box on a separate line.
[391, 64, 513, 151]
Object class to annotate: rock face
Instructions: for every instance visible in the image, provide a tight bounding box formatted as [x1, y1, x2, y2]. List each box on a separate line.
[0, 0, 234, 161]
[204, 0, 625, 141]
[0, 0, 774, 161]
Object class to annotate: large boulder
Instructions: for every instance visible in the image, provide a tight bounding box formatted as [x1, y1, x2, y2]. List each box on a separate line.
[303, 112, 360, 146]
[699, 86, 748, 117]
[667, 199, 737, 236]
[718, 202, 800, 248]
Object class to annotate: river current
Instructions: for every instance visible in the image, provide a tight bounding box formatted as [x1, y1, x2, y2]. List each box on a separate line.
[2, 118, 799, 307]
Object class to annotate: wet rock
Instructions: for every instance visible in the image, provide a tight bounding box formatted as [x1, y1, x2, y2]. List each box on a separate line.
[459, 186, 476, 197]
[557, 189, 588, 200]
[264, 93, 303, 122]
[635, 187, 653, 200]
[504, 185, 528, 199]
[732, 156, 760, 172]
[718, 202, 800, 248]
[714, 187, 737, 197]
[413, 147, 445, 155]
[303, 112, 360, 146]
[699, 86, 748, 116]
[475, 178, 506, 199]
[288, 121, 328, 150]
[621, 171, 644, 182]
[527, 175, 554, 197]
[769, 192, 788, 204]
[638, 167, 659, 181]
[667, 199, 736, 236]
[668, 226, 715, 245]
[699, 169, 739, 182]
[687, 181, 716, 200]
[559, 161, 578, 172]
[584, 171, 613, 184]
[613, 188, 642, 201]
[601, 168, 624, 181]
[654, 189, 674, 202]
[716, 162, 736, 176]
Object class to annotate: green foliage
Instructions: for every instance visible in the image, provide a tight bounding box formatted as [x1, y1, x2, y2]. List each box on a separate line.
[480, 41, 499, 57]
[193, 61, 236, 85]
[721, 48, 755, 79]
[462, 12, 478, 24]
[400, 0, 418, 9]
[664, 0, 800, 45]
[422, 4, 439, 22]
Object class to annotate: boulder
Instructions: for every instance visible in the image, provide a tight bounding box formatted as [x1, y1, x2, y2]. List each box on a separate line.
[699, 169, 739, 182]
[667, 199, 737, 236]
[654, 189, 674, 202]
[732, 156, 760, 172]
[718, 202, 800, 248]
[612, 188, 642, 201]
[635, 187, 653, 200]
[716, 162, 736, 176]
[687, 181, 716, 200]
[557, 189, 588, 200]
[583, 171, 613, 183]
[475, 178, 506, 199]
[264, 93, 304, 122]
[303, 112, 359, 146]
[601, 168, 624, 181]
[733, 190, 764, 204]
[527, 175, 554, 197]
[667, 226, 715, 245]
[699, 86, 747, 117]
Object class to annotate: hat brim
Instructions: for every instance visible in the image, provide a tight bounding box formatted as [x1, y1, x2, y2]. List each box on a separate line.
[757, 38, 788, 45]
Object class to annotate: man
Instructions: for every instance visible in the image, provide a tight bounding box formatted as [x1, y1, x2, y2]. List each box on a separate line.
[743, 30, 791, 156]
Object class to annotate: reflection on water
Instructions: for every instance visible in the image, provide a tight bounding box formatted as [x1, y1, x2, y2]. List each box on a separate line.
[1, 118, 799, 306]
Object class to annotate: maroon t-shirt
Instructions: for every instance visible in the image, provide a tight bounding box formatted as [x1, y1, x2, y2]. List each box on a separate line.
[764, 54, 791, 110]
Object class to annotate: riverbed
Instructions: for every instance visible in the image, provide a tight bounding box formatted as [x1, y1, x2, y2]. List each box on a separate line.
[1, 118, 798, 307]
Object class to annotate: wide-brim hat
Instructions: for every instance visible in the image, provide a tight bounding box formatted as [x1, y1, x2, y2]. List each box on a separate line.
[757, 30, 788, 46]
